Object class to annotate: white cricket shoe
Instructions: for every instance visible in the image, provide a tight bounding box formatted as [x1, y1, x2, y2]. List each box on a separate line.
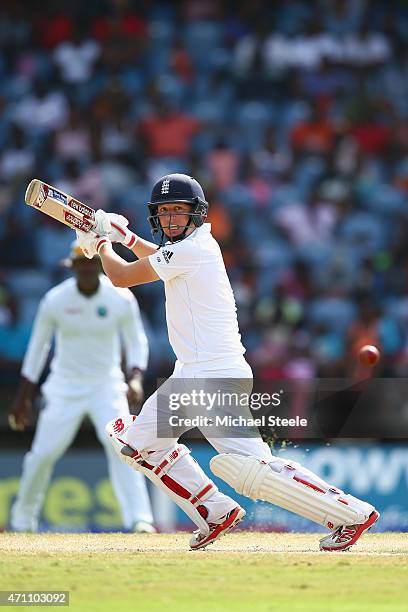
[319, 510, 380, 552]
[9, 525, 36, 533]
[189, 506, 246, 551]
[133, 521, 157, 534]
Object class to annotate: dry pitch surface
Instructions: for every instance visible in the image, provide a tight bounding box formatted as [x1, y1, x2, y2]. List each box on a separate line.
[0, 532, 407, 611]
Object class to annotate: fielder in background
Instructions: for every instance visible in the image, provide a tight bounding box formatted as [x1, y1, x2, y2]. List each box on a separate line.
[8, 241, 155, 533]
[76, 173, 379, 551]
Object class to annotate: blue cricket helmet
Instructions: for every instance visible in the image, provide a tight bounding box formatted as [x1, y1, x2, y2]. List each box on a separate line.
[147, 173, 208, 245]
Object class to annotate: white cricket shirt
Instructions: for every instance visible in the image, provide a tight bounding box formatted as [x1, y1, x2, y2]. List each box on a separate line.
[22, 275, 148, 398]
[149, 223, 245, 364]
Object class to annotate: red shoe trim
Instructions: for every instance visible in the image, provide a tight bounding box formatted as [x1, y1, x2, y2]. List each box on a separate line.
[321, 510, 380, 551]
[190, 507, 244, 550]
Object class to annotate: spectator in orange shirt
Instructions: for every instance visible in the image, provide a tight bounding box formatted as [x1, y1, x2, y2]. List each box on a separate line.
[206, 192, 232, 244]
[138, 100, 203, 158]
[291, 102, 335, 156]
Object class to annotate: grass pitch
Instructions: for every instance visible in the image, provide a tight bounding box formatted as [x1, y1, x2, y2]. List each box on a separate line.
[0, 532, 407, 611]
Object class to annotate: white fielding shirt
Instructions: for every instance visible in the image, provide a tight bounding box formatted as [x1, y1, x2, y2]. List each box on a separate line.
[149, 223, 245, 364]
[22, 275, 148, 398]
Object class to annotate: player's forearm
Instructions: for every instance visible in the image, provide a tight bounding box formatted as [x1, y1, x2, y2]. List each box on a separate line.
[99, 243, 159, 287]
[128, 235, 158, 259]
[99, 243, 134, 286]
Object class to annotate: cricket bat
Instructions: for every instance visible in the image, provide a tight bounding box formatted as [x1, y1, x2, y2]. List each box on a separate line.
[25, 178, 96, 233]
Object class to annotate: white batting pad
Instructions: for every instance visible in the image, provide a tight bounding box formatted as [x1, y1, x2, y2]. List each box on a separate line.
[105, 414, 137, 460]
[210, 453, 374, 530]
[105, 414, 214, 535]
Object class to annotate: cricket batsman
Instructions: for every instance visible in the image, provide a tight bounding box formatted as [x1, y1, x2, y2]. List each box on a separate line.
[8, 241, 155, 533]
[75, 173, 379, 550]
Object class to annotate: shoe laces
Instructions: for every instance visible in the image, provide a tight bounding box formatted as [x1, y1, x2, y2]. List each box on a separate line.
[335, 524, 357, 543]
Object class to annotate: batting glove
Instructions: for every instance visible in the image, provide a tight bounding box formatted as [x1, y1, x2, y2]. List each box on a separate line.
[76, 229, 110, 259]
[95, 211, 137, 249]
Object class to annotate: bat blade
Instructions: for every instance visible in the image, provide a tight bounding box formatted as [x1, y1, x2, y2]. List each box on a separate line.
[25, 179, 96, 232]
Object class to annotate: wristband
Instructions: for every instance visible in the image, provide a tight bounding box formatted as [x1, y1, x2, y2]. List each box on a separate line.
[124, 231, 137, 249]
[110, 221, 138, 249]
[96, 238, 110, 254]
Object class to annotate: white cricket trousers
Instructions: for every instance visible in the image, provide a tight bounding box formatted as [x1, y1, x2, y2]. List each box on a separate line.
[125, 356, 273, 522]
[11, 387, 153, 531]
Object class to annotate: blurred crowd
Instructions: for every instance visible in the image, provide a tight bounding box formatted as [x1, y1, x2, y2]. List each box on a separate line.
[0, 0, 408, 390]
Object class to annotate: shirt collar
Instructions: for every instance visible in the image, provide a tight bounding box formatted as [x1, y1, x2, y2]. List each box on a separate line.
[189, 222, 211, 238]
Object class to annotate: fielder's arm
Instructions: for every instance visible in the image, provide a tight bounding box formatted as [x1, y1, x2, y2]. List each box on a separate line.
[126, 368, 145, 413]
[8, 377, 37, 431]
[9, 295, 55, 430]
[120, 295, 149, 372]
[120, 294, 149, 410]
[99, 243, 160, 287]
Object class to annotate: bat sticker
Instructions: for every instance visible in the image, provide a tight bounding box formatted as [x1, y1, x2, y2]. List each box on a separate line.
[35, 184, 49, 208]
[64, 211, 94, 232]
[68, 198, 95, 220]
[48, 187, 68, 205]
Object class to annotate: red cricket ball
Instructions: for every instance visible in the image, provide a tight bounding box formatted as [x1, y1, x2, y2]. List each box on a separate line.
[358, 345, 380, 367]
